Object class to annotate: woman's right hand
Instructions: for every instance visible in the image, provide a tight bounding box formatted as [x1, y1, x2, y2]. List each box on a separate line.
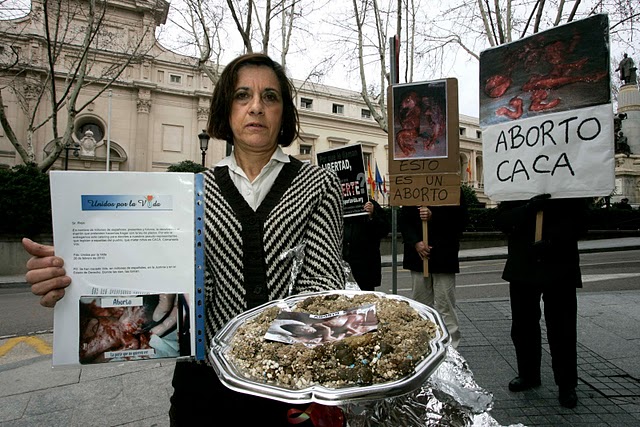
[22, 238, 71, 307]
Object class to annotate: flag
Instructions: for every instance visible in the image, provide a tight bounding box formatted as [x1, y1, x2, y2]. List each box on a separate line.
[367, 160, 375, 198]
[375, 163, 383, 197]
[466, 160, 472, 179]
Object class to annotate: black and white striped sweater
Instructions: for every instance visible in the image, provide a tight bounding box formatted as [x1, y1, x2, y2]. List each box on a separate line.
[202, 156, 345, 346]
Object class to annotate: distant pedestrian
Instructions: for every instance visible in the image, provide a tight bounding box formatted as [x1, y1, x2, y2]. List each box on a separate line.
[342, 197, 390, 291]
[399, 193, 468, 348]
[614, 198, 632, 210]
[495, 194, 589, 408]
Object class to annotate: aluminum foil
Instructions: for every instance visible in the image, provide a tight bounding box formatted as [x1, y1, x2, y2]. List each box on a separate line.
[278, 243, 306, 296]
[342, 261, 361, 291]
[342, 347, 526, 427]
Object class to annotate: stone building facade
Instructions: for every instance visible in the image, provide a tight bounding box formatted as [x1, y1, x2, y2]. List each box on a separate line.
[615, 83, 640, 206]
[0, 0, 488, 205]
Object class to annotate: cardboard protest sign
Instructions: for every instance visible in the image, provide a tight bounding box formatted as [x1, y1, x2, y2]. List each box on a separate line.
[317, 144, 368, 217]
[388, 78, 461, 207]
[479, 14, 614, 201]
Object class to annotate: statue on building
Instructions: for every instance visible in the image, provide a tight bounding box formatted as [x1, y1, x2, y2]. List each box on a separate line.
[80, 130, 97, 157]
[616, 53, 637, 85]
[615, 131, 631, 156]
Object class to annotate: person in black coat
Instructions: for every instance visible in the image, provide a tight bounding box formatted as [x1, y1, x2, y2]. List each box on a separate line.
[342, 197, 390, 291]
[399, 193, 468, 348]
[495, 194, 589, 409]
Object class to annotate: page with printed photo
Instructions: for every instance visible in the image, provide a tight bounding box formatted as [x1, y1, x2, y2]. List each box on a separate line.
[49, 171, 204, 366]
[264, 304, 378, 346]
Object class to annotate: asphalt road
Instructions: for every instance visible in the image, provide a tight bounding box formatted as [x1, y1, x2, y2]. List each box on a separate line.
[381, 249, 640, 299]
[1, 249, 639, 338]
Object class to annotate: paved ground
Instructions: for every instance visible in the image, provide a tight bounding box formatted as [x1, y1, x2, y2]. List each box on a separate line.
[1, 238, 639, 426]
[457, 292, 640, 427]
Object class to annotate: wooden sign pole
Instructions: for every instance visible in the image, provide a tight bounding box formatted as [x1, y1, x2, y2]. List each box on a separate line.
[535, 211, 543, 242]
[422, 219, 429, 277]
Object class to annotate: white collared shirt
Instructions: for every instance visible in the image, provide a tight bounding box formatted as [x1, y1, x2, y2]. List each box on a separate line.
[215, 146, 290, 210]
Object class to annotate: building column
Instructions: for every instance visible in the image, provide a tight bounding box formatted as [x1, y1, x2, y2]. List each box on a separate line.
[135, 89, 151, 171]
[616, 84, 640, 204]
[470, 150, 478, 188]
[618, 84, 640, 155]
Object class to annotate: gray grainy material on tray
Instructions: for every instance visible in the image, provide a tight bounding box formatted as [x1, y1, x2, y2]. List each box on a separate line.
[209, 290, 450, 405]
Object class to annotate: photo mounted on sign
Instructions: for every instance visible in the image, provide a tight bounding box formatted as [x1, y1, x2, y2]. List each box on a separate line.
[387, 78, 460, 208]
[479, 14, 610, 128]
[392, 80, 448, 160]
[480, 14, 614, 202]
[317, 144, 368, 217]
[78, 293, 190, 364]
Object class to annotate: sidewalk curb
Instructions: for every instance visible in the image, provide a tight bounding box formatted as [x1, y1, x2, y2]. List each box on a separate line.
[382, 242, 640, 267]
[4, 243, 640, 281]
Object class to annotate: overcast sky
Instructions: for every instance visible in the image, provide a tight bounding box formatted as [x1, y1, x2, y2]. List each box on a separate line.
[3, 0, 633, 120]
[153, 1, 484, 118]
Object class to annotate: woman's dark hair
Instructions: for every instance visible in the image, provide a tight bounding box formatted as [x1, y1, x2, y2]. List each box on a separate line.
[207, 53, 300, 148]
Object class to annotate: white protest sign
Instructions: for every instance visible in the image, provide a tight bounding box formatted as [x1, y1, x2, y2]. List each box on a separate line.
[483, 104, 615, 201]
[479, 14, 614, 201]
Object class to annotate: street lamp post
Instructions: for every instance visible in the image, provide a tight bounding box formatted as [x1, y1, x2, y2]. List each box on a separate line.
[198, 129, 210, 167]
[64, 141, 80, 170]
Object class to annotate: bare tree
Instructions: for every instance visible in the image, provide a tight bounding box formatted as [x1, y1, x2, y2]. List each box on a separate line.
[160, 0, 304, 78]
[225, 0, 305, 63]
[220, 0, 341, 88]
[164, 0, 226, 83]
[336, 0, 390, 133]
[280, 0, 295, 68]
[331, 0, 422, 133]
[419, 0, 639, 70]
[275, 0, 338, 75]
[157, 0, 335, 104]
[0, 0, 163, 171]
[404, 0, 419, 83]
[226, 0, 254, 53]
[252, 0, 272, 54]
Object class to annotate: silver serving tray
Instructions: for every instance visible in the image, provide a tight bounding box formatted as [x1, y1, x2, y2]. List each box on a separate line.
[209, 290, 450, 406]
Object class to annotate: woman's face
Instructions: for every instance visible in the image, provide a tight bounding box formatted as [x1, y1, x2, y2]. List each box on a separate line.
[230, 65, 283, 153]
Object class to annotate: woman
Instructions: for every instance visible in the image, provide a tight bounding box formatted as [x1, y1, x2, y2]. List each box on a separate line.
[23, 53, 346, 426]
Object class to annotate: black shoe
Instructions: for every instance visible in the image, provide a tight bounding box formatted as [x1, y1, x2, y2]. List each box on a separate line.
[559, 387, 578, 408]
[508, 376, 541, 392]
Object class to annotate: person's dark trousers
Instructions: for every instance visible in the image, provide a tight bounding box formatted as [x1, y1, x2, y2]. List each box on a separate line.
[509, 281, 578, 388]
[544, 282, 578, 388]
[169, 360, 345, 426]
[170, 360, 295, 426]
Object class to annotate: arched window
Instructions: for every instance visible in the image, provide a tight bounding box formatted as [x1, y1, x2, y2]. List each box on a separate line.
[74, 118, 105, 142]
